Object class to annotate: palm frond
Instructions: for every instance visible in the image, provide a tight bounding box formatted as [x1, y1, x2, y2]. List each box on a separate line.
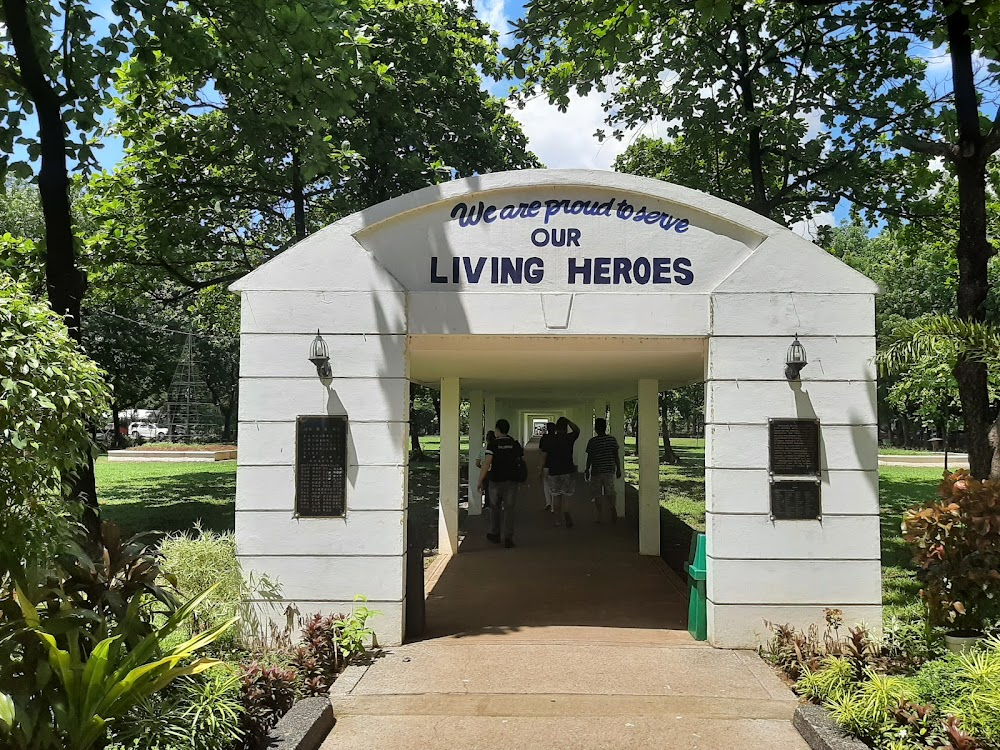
[875, 314, 1000, 376]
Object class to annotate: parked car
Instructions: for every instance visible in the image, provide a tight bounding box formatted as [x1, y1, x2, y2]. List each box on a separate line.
[128, 421, 169, 440]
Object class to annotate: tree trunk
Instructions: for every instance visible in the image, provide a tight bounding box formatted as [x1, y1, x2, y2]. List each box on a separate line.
[221, 401, 235, 441]
[4, 0, 100, 542]
[661, 414, 680, 465]
[735, 22, 771, 219]
[408, 383, 426, 460]
[947, 7, 995, 478]
[112, 405, 123, 449]
[291, 148, 307, 241]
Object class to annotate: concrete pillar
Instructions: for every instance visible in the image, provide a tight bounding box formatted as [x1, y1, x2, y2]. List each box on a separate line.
[609, 396, 626, 518]
[484, 393, 496, 436]
[638, 378, 660, 556]
[467, 390, 484, 515]
[439, 377, 461, 555]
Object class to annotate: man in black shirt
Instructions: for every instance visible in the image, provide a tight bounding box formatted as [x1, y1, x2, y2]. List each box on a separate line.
[544, 416, 580, 528]
[585, 418, 622, 525]
[476, 418, 523, 548]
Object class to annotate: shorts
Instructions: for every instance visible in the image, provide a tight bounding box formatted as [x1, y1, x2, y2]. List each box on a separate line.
[590, 472, 616, 499]
[546, 472, 575, 496]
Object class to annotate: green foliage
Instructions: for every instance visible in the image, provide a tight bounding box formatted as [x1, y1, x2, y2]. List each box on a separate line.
[107, 668, 244, 750]
[159, 527, 243, 637]
[0, 583, 234, 750]
[238, 663, 297, 750]
[512, 0, 933, 225]
[796, 635, 1000, 749]
[0, 275, 111, 577]
[825, 671, 921, 743]
[798, 657, 857, 702]
[902, 470, 1000, 632]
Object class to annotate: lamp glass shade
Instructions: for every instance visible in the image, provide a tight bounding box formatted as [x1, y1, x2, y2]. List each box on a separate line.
[309, 331, 330, 362]
[786, 336, 807, 367]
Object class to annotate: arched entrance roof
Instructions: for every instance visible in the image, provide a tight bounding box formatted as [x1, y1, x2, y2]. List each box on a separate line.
[231, 169, 881, 650]
[232, 168, 876, 298]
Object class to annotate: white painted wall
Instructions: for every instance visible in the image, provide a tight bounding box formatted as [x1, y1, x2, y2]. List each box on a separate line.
[232, 169, 880, 648]
[704, 295, 880, 648]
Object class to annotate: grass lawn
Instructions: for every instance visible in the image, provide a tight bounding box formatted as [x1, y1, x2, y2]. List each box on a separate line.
[95, 457, 236, 536]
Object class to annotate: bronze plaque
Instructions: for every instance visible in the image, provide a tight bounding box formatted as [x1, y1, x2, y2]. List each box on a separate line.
[295, 416, 347, 517]
[770, 481, 822, 520]
[769, 419, 820, 475]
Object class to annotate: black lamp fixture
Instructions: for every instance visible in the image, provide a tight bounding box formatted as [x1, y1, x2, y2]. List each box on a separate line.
[309, 330, 332, 378]
[785, 334, 808, 380]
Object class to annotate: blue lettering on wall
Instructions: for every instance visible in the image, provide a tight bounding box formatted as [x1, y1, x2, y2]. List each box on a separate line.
[450, 196, 691, 234]
[431, 255, 696, 286]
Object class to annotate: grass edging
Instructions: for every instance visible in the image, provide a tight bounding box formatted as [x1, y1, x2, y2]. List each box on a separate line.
[262, 695, 334, 750]
[792, 705, 868, 750]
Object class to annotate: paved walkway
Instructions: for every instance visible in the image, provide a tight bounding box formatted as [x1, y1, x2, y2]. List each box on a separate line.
[322, 442, 807, 750]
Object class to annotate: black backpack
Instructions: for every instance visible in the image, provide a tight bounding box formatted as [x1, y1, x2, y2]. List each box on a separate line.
[514, 451, 528, 483]
[492, 437, 527, 483]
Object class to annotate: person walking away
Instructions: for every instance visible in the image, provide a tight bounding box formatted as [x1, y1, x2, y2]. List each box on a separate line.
[538, 421, 556, 511]
[546, 416, 580, 528]
[477, 420, 523, 548]
[585, 417, 621, 525]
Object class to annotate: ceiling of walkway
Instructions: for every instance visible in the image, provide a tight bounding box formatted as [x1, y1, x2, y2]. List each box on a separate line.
[408, 335, 706, 397]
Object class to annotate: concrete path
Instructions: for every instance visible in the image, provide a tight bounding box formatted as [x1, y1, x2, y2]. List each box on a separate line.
[322, 442, 807, 750]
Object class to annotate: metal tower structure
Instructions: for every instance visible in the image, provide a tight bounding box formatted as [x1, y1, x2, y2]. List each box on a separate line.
[159, 334, 222, 442]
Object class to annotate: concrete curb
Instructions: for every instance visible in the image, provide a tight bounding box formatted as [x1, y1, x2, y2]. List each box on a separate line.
[260, 696, 334, 750]
[793, 704, 868, 750]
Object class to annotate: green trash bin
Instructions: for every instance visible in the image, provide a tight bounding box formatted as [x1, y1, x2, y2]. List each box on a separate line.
[685, 532, 707, 641]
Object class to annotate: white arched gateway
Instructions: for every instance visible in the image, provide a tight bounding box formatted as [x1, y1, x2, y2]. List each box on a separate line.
[231, 169, 880, 648]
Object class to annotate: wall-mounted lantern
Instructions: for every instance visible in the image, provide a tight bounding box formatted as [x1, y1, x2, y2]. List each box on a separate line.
[784, 334, 808, 380]
[309, 330, 332, 378]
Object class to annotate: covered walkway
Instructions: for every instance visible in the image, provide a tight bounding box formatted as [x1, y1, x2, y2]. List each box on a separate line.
[422, 439, 688, 641]
[320, 442, 809, 750]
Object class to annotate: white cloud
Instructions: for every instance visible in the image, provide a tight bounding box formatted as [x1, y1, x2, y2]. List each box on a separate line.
[474, 0, 509, 38]
[510, 91, 672, 170]
[791, 210, 834, 241]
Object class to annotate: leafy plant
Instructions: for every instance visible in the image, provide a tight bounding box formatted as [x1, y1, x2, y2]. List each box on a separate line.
[291, 599, 378, 696]
[902, 470, 1000, 633]
[0, 275, 111, 579]
[0, 584, 234, 750]
[160, 526, 243, 636]
[798, 657, 856, 702]
[825, 671, 920, 743]
[762, 610, 904, 681]
[106, 667, 244, 750]
[238, 663, 297, 750]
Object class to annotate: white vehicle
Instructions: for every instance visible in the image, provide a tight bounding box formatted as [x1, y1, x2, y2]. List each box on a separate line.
[129, 421, 169, 440]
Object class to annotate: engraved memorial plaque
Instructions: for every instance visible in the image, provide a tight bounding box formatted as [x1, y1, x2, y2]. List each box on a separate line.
[769, 418, 821, 476]
[770, 481, 822, 520]
[295, 416, 347, 517]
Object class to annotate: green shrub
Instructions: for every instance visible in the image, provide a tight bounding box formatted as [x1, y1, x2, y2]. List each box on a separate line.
[809, 640, 1000, 750]
[902, 470, 1000, 633]
[159, 526, 285, 649]
[798, 656, 856, 702]
[0, 275, 111, 579]
[160, 526, 243, 635]
[107, 667, 244, 750]
[0, 585, 234, 750]
[824, 671, 920, 743]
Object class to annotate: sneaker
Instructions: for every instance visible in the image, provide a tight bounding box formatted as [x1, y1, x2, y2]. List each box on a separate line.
[504, 537, 515, 549]
[486, 533, 501, 544]
[564, 512, 574, 529]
